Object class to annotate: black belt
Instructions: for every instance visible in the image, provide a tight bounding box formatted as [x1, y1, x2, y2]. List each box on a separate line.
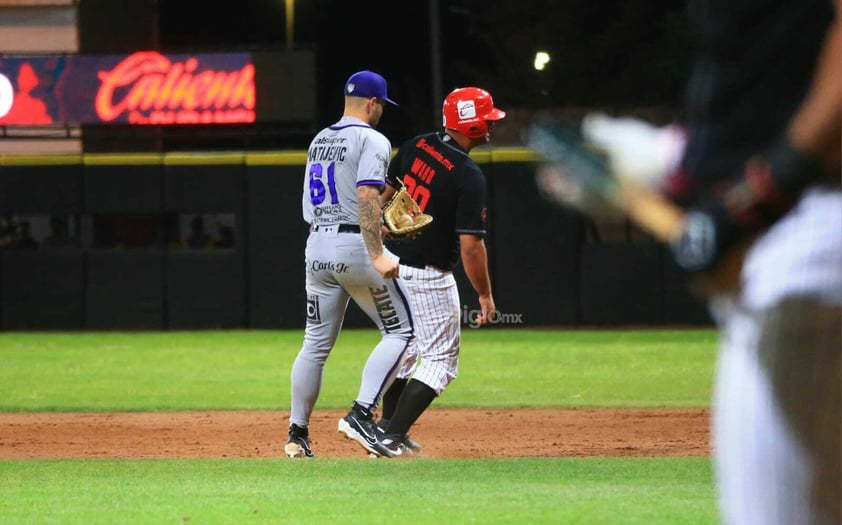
[311, 224, 360, 233]
[403, 262, 448, 271]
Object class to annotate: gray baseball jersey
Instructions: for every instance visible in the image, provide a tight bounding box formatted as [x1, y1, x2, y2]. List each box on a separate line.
[290, 115, 415, 430]
[302, 116, 392, 226]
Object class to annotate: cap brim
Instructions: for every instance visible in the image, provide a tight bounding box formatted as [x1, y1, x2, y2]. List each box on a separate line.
[381, 97, 398, 106]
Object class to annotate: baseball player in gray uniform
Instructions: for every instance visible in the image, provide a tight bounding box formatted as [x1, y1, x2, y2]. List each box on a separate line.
[285, 70, 414, 459]
[375, 87, 506, 456]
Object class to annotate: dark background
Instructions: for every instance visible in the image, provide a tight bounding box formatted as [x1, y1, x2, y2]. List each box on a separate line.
[0, 0, 712, 331]
[80, 0, 692, 150]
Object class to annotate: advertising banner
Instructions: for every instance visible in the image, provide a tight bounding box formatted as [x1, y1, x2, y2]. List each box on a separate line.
[0, 51, 260, 126]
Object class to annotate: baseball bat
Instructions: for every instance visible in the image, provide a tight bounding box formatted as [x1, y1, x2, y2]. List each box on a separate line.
[525, 116, 686, 243]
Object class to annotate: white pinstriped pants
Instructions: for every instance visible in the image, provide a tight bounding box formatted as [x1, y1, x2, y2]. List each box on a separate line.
[710, 187, 841, 525]
[394, 264, 461, 395]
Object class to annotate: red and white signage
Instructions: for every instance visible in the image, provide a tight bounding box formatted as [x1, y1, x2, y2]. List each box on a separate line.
[0, 51, 261, 126]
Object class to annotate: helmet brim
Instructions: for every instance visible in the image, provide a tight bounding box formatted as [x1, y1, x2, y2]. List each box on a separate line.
[485, 108, 506, 121]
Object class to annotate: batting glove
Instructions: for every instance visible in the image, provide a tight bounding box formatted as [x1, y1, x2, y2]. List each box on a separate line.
[581, 113, 686, 190]
[670, 135, 826, 272]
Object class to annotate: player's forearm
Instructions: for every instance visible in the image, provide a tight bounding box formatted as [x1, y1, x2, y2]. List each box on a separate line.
[461, 240, 492, 298]
[358, 185, 384, 259]
[788, 14, 841, 172]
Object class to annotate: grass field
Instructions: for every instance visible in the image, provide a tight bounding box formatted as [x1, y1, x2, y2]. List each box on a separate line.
[0, 328, 721, 524]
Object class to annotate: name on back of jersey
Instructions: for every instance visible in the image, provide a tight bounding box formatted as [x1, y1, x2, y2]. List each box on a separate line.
[309, 136, 347, 162]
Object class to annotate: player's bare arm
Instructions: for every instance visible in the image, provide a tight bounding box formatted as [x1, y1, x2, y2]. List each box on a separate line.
[788, 1, 840, 169]
[460, 233, 495, 324]
[359, 184, 399, 279]
[358, 184, 385, 256]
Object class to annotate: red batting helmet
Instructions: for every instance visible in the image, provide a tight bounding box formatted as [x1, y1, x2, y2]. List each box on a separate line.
[442, 87, 506, 139]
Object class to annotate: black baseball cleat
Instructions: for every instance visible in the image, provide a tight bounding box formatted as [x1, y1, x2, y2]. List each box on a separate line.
[380, 433, 408, 457]
[284, 423, 315, 458]
[377, 418, 422, 453]
[402, 434, 423, 453]
[338, 403, 395, 458]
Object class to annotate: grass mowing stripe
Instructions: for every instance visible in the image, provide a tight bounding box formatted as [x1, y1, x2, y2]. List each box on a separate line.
[0, 329, 717, 411]
[0, 457, 715, 525]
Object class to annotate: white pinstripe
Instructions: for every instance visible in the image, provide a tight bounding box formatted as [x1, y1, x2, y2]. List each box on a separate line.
[394, 263, 461, 395]
[710, 188, 841, 525]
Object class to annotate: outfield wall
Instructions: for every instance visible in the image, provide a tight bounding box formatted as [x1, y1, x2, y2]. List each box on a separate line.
[0, 149, 712, 330]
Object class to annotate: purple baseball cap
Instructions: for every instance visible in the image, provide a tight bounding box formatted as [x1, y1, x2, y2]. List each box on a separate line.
[344, 70, 398, 106]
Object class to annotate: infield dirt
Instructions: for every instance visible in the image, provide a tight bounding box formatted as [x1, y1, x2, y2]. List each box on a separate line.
[0, 408, 709, 459]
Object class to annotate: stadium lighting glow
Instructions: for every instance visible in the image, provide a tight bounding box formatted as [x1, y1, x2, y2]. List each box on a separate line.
[533, 51, 550, 71]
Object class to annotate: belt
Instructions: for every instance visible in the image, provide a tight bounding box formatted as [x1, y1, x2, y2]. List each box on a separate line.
[403, 261, 441, 270]
[311, 224, 360, 233]
[402, 263, 450, 274]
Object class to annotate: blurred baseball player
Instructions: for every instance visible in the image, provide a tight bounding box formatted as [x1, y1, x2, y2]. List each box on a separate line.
[375, 87, 505, 456]
[573, 1, 841, 523]
[285, 70, 414, 459]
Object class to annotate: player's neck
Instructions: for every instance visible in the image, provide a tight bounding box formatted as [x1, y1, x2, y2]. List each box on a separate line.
[445, 129, 477, 152]
[341, 110, 363, 120]
[343, 97, 377, 126]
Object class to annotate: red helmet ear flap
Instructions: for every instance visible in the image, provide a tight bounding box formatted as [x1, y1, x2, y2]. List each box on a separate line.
[442, 87, 506, 139]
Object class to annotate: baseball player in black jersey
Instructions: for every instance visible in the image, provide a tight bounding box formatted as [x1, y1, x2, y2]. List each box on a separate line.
[575, 1, 840, 523]
[374, 87, 506, 456]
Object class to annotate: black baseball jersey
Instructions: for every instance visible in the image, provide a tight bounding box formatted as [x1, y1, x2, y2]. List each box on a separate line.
[680, 0, 833, 197]
[385, 132, 487, 271]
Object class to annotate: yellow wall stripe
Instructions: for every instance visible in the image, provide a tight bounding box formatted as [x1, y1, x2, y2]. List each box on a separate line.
[1, 147, 543, 167]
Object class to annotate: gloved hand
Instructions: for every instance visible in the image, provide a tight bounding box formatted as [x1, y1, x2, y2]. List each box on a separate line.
[382, 181, 433, 239]
[670, 135, 824, 274]
[581, 113, 687, 189]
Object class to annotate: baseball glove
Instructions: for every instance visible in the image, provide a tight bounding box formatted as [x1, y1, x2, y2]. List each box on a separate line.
[382, 181, 433, 238]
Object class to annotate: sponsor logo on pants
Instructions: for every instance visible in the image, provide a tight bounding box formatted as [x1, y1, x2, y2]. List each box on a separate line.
[306, 295, 320, 323]
[370, 285, 400, 333]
